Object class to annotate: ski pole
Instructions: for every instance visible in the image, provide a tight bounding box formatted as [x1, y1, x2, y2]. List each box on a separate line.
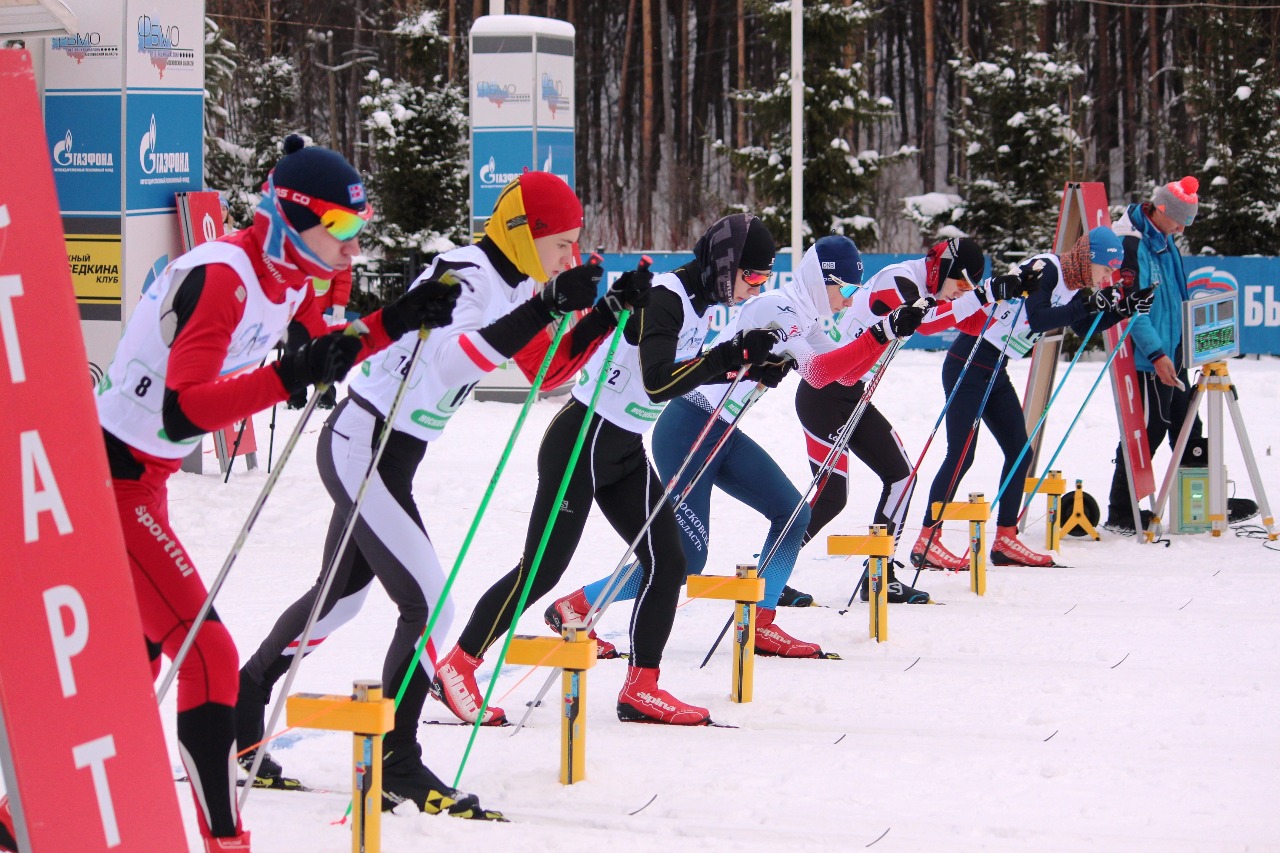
[1015, 319, 1139, 524]
[990, 310, 1105, 509]
[454, 310, 631, 787]
[156, 321, 371, 703]
[386, 255, 616, 719]
[700, 337, 909, 667]
[513, 376, 765, 732]
[906, 300, 1025, 588]
[240, 314, 446, 809]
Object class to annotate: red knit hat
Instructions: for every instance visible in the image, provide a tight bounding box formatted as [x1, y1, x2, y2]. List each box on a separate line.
[517, 171, 583, 238]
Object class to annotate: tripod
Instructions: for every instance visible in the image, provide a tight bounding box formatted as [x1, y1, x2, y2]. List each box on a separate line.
[1148, 361, 1275, 541]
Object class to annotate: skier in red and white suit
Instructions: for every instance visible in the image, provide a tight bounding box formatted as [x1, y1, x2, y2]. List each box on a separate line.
[93, 136, 457, 852]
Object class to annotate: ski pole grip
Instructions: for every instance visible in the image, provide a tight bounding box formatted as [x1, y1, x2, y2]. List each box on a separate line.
[637, 255, 652, 272]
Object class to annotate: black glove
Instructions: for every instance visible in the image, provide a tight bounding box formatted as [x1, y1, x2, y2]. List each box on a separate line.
[987, 273, 1027, 302]
[1081, 287, 1117, 315]
[274, 331, 363, 393]
[381, 273, 462, 338]
[745, 357, 794, 388]
[286, 387, 308, 410]
[597, 267, 654, 322]
[541, 262, 604, 314]
[721, 327, 783, 368]
[1114, 285, 1155, 317]
[869, 298, 930, 344]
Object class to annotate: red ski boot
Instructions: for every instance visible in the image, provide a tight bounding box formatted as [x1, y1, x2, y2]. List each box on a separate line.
[911, 526, 969, 570]
[544, 588, 620, 658]
[204, 831, 251, 852]
[990, 525, 1054, 567]
[754, 608, 822, 657]
[616, 666, 709, 725]
[430, 646, 507, 725]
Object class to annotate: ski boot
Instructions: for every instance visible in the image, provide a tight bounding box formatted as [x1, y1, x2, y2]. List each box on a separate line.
[381, 746, 505, 821]
[990, 525, 1054, 566]
[204, 832, 251, 852]
[430, 646, 507, 725]
[911, 526, 969, 570]
[544, 588, 620, 658]
[616, 666, 709, 725]
[860, 560, 931, 603]
[754, 608, 822, 657]
[777, 584, 815, 607]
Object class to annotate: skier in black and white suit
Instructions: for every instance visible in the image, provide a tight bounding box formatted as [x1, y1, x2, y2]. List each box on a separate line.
[236, 172, 611, 819]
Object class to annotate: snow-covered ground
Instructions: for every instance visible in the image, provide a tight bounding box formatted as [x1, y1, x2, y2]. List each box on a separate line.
[155, 352, 1278, 850]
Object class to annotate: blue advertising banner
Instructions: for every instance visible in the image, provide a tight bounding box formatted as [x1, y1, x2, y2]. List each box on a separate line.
[123, 91, 202, 212]
[1186, 258, 1280, 355]
[43, 93, 122, 214]
[535, 127, 574, 189]
[471, 128, 534, 229]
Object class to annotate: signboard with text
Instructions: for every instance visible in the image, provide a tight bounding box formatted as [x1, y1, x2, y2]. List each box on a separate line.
[0, 49, 186, 852]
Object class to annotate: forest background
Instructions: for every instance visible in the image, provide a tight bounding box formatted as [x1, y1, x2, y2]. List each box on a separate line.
[202, 0, 1280, 294]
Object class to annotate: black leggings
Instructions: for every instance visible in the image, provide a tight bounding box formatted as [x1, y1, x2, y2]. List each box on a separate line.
[795, 379, 913, 545]
[923, 341, 1029, 528]
[457, 400, 687, 669]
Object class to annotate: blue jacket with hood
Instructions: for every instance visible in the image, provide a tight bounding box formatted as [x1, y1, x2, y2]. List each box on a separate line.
[1112, 202, 1189, 373]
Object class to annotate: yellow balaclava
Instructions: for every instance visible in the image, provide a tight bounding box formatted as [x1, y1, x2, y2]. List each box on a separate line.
[483, 172, 583, 283]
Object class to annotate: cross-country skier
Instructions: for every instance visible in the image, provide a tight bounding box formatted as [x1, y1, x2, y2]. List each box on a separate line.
[94, 136, 458, 852]
[912, 226, 1153, 569]
[235, 171, 617, 819]
[544, 235, 927, 658]
[433, 213, 783, 726]
[792, 237, 992, 605]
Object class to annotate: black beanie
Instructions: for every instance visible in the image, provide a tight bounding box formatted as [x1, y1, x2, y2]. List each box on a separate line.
[740, 217, 776, 272]
[939, 237, 985, 285]
[271, 134, 368, 231]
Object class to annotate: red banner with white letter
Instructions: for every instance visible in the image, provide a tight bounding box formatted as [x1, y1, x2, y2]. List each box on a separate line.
[0, 50, 186, 851]
[1105, 322, 1156, 502]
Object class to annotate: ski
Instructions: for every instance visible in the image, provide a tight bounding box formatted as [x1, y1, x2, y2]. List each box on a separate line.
[176, 775, 337, 795]
[756, 650, 844, 660]
[425, 719, 513, 728]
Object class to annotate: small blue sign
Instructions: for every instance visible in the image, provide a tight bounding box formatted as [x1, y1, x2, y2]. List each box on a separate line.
[535, 128, 574, 190]
[124, 92, 202, 211]
[44, 93, 122, 214]
[472, 129, 533, 223]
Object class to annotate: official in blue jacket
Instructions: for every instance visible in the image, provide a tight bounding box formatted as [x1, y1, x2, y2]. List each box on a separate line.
[1105, 176, 1204, 533]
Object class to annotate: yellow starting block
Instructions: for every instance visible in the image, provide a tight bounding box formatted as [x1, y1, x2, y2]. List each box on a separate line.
[827, 524, 893, 642]
[1023, 470, 1067, 551]
[1059, 479, 1100, 540]
[505, 630, 597, 784]
[932, 493, 991, 595]
[287, 681, 394, 853]
[687, 563, 764, 702]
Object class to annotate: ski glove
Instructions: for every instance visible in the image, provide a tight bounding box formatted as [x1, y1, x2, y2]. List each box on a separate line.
[745, 357, 794, 388]
[596, 267, 654, 323]
[1081, 287, 1118, 315]
[987, 273, 1028, 302]
[274, 330, 363, 393]
[716, 327, 783, 369]
[1113, 285, 1156, 317]
[381, 272, 462, 339]
[541, 262, 604, 314]
[868, 298, 930, 345]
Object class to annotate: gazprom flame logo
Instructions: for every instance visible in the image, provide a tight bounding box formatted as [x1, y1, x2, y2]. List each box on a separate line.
[52, 129, 114, 170]
[478, 156, 521, 186]
[53, 129, 73, 165]
[138, 115, 190, 176]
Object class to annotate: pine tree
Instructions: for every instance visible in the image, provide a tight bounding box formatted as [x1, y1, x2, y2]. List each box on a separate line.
[1177, 17, 1280, 255]
[359, 8, 468, 269]
[726, 0, 913, 250]
[907, 45, 1085, 262]
[202, 17, 248, 224]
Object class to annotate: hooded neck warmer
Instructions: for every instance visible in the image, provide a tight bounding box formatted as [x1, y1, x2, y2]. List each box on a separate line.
[692, 213, 764, 305]
[923, 240, 947, 294]
[1060, 233, 1093, 291]
[785, 243, 833, 328]
[484, 179, 550, 282]
[254, 192, 335, 279]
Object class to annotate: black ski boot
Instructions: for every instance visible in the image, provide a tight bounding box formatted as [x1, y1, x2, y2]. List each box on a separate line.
[859, 560, 931, 604]
[777, 584, 815, 607]
[381, 746, 505, 821]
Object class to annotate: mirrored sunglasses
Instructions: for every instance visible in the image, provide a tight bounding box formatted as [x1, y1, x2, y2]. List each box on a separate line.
[741, 268, 771, 286]
[272, 184, 373, 241]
